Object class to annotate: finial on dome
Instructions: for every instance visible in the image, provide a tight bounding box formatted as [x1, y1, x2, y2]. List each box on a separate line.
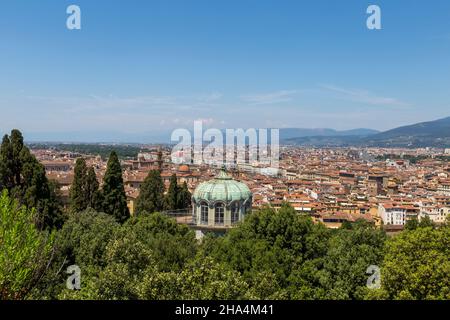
[216, 165, 231, 180]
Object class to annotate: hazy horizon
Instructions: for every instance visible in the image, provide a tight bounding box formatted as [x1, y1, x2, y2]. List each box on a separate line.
[8, 115, 446, 144]
[1, 1, 450, 140]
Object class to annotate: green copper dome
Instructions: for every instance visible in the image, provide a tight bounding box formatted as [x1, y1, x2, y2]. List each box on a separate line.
[193, 169, 252, 203]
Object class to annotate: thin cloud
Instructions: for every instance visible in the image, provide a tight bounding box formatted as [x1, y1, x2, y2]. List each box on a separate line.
[194, 92, 223, 102]
[24, 93, 223, 114]
[320, 84, 410, 107]
[241, 90, 298, 105]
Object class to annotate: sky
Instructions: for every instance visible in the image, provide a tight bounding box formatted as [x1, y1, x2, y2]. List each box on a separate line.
[1, 0, 450, 142]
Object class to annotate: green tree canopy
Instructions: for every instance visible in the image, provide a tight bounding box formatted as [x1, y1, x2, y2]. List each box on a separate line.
[0, 191, 55, 300]
[55, 212, 197, 300]
[375, 226, 449, 300]
[135, 170, 165, 214]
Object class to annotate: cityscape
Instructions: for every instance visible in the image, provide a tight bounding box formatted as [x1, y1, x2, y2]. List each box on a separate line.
[33, 137, 450, 233]
[1, 0, 449, 312]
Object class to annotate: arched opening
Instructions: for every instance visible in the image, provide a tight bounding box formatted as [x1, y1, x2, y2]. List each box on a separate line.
[242, 198, 252, 215]
[200, 202, 208, 225]
[231, 202, 240, 224]
[214, 203, 224, 225]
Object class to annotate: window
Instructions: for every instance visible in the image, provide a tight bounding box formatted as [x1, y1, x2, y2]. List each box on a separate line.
[231, 203, 240, 224]
[215, 203, 224, 225]
[200, 203, 208, 224]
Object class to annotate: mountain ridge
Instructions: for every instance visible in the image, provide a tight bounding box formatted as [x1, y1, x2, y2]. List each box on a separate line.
[284, 116, 450, 148]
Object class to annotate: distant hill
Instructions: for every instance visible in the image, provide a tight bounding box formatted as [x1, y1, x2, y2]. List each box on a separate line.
[284, 117, 450, 148]
[279, 128, 379, 140]
[283, 135, 362, 147]
[362, 116, 450, 147]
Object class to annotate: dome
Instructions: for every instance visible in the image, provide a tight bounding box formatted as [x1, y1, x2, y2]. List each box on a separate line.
[178, 164, 190, 172]
[193, 169, 252, 203]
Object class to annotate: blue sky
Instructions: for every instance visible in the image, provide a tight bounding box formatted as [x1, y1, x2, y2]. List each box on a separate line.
[1, 0, 450, 141]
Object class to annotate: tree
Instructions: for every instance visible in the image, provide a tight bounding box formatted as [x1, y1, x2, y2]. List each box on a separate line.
[43, 180, 65, 230]
[70, 159, 102, 213]
[0, 135, 14, 190]
[177, 181, 191, 210]
[419, 215, 435, 228]
[314, 221, 386, 300]
[165, 174, 179, 210]
[405, 217, 419, 230]
[102, 151, 130, 223]
[135, 170, 165, 214]
[0, 130, 26, 195]
[177, 256, 250, 299]
[138, 256, 250, 300]
[85, 167, 103, 211]
[57, 209, 119, 269]
[121, 213, 197, 272]
[0, 191, 55, 300]
[29, 208, 120, 299]
[375, 226, 449, 300]
[0, 130, 63, 230]
[57, 234, 153, 300]
[57, 212, 196, 300]
[203, 204, 330, 294]
[70, 158, 88, 212]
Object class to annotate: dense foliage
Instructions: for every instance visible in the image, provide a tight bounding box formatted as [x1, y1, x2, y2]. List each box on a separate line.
[367, 226, 450, 300]
[0, 191, 55, 299]
[164, 174, 192, 211]
[135, 170, 165, 215]
[135, 171, 192, 215]
[6, 202, 449, 300]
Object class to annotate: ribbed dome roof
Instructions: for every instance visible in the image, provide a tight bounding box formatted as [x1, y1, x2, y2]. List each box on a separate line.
[178, 164, 190, 172]
[193, 169, 252, 203]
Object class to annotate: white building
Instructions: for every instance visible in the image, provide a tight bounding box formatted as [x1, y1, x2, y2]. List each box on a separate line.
[437, 182, 450, 196]
[378, 203, 419, 226]
[419, 205, 450, 224]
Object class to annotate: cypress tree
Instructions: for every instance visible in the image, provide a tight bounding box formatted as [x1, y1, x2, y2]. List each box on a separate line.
[0, 129, 63, 230]
[177, 181, 192, 210]
[85, 166, 103, 211]
[102, 151, 130, 223]
[10, 129, 24, 186]
[135, 169, 165, 214]
[70, 158, 88, 213]
[0, 135, 14, 190]
[165, 173, 179, 210]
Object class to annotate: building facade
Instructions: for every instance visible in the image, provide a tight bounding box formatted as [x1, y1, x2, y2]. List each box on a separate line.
[192, 168, 252, 237]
